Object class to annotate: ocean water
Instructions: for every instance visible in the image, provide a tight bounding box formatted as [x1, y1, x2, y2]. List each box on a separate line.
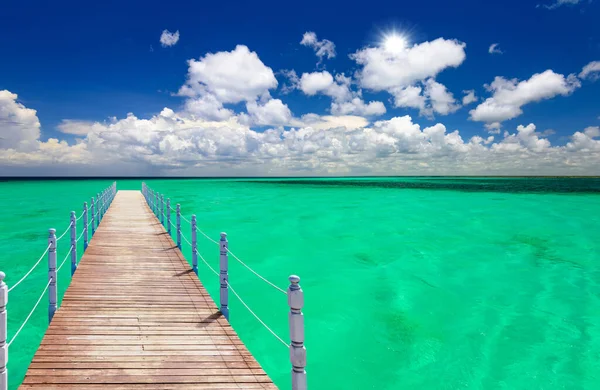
[1, 177, 600, 390]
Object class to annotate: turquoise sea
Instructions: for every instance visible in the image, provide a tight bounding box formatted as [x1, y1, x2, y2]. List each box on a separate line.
[1, 177, 600, 389]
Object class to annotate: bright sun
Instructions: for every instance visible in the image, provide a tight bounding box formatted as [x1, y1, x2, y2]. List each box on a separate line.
[383, 33, 407, 53]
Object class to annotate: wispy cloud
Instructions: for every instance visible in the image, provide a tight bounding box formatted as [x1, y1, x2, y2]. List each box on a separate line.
[488, 43, 503, 55]
[538, 0, 584, 10]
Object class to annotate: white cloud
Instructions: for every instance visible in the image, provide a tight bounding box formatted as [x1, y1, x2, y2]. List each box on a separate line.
[579, 61, 600, 81]
[3, 98, 600, 175]
[299, 71, 336, 95]
[280, 69, 300, 94]
[469, 70, 581, 124]
[298, 71, 385, 116]
[330, 98, 386, 116]
[0, 90, 41, 150]
[462, 90, 478, 105]
[351, 38, 467, 91]
[391, 79, 460, 118]
[183, 94, 235, 121]
[244, 99, 293, 126]
[300, 32, 336, 62]
[493, 123, 550, 153]
[485, 122, 502, 134]
[391, 85, 426, 110]
[540, 0, 583, 9]
[488, 43, 503, 55]
[178, 45, 278, 104]
[160, 30, 180, 47]
[424, 79, 460, 116]
[584, 126, 600, 138]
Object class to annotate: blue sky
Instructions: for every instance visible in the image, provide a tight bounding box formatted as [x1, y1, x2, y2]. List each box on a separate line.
[0, 0, 598, 175]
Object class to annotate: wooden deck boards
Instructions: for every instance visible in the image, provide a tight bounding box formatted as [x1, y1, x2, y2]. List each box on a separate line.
[19, 190, 277, 389]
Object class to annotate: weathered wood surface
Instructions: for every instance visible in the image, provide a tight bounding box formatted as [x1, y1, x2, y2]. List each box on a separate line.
[20, 190, 277, 389]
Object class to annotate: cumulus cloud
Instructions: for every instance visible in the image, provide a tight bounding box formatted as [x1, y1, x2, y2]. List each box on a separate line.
[2, 92, 600, 176]
[330, 98, 386, 116]
[391, 79, 460, 118]
[300, 32, 336, 63]
[296, 70, 386, 116]
[579, 61, 600, 81]
[160, 29, 180, 47]
[244, 99, 293, 126]
[469, 69, 581, 124]
[178, 45, 278, 104]
[488, 43, 503, 55]
[462, 90, 478, 105]
[0, 90, 41, 151]
[351, 38, 466, 91]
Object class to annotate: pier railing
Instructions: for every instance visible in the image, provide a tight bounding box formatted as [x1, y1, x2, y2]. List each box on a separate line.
[0, 182, 117, 390]
[141, 182, 307, 390]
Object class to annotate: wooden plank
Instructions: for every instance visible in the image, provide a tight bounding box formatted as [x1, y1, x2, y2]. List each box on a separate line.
[19, 190, 277, 389]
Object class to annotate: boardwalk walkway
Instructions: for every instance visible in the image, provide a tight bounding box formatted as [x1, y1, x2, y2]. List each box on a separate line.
[19, 190, 277, 389]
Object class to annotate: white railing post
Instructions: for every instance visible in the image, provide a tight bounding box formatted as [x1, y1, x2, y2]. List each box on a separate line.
[161, 195, 165, 225]
[288, 275, 306, 390]
[167, 199, 171, 235]
[95, 193, 100, 226]
[48, 228, 57, 323]
[91, 197, 95, 237]
[191, 215, 198, 275]
[83, 202, 88, 251]
[154, 192, 160, 217]
[0, 271, 7, 390]
[70, 211, 77, 276]
[219, 233, 229, 320]
[176, 204, 181, 250]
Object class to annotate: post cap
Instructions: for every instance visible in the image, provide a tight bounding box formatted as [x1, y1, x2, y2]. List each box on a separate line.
[84, 201, 87, 206]
[220, 232, 227, 239]
[0, 271, 5, 282]
[289, 275, 300, 284]
[49, 228, 56, 234]
[71, 211, 76, 216]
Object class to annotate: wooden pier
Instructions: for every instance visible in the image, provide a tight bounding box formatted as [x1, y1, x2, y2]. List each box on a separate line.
[6, 189, 290, 389]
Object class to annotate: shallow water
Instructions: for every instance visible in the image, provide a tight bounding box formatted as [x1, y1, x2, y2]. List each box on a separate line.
[1, 177, 600, 389]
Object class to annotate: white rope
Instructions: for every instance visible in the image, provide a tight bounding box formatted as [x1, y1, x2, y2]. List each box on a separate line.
[226, 248, 287, 295]
[195, 226, 219, 245]
[227, 280, 289, 348]
[76, 211, 85, 221]
[56, 245, 74, 273]
[181, 215, 191, 224]
[181, 232, 192, 247]
[196, 249, 219, 276]
[193, 248, 288, 347]
[7, 278, 52, 348]
[7, 244, 51, 293]
[55, 222, 73, 242]
[76, 229, 85, 243]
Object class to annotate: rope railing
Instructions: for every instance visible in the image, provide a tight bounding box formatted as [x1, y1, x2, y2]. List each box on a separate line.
[194, 247, 288, 347]
[55, 221, 73, 242]
[7, 243, 51, 293]
[6, 278, 52, 349]
[0, 181, 118, 390]
[226, 248, 287, 295]
[227, 280, 289, 347]
[181, 231, 193, 247]
[56, 245, 74, 273]
[141, 181, 307, 390]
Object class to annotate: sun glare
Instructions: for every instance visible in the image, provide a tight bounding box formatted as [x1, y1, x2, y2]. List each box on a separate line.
[382, 33, 407, 54]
